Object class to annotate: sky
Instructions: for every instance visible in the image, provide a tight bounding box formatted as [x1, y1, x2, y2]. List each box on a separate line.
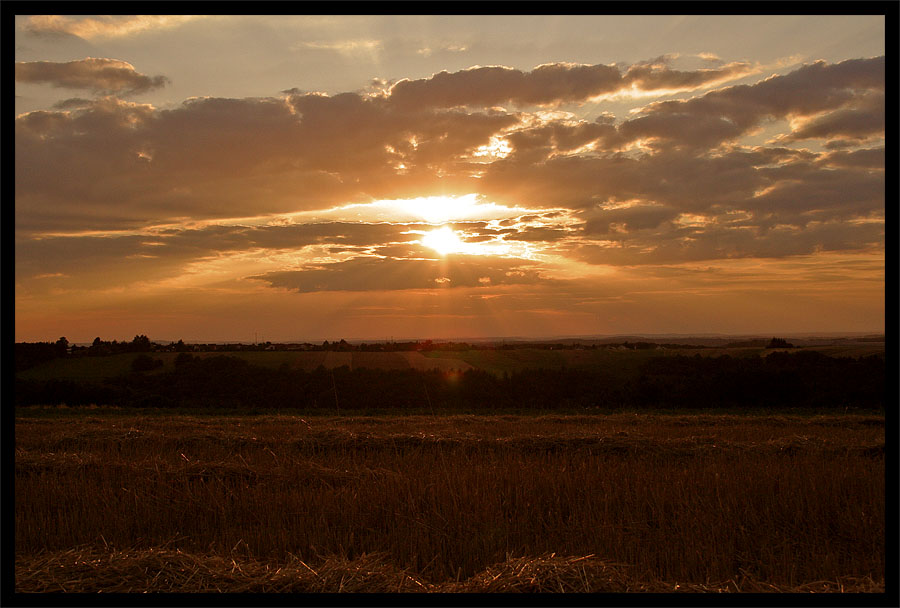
[13, 14, 886, 343]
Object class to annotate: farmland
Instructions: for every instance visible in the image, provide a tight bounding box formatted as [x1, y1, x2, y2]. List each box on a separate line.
[15, 344, 886, 413]
[16, 349, 477, 381]
[14, 411, 885, 593]
[16, 341, 885, 383]
[13, 338, 887, 593]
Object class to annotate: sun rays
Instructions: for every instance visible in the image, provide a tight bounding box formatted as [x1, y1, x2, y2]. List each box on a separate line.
[421, 226, 466, 255]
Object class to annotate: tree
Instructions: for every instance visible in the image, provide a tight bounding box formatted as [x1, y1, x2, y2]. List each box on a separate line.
[132, 353, 162, 372]
[132, 334, 152, 352]
[54, 337, 69, 357]
[766, 337, 794, 349]
[89, 337, 106, 356]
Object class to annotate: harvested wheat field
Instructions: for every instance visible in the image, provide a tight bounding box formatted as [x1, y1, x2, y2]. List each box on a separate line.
[14, 412, 885, 594]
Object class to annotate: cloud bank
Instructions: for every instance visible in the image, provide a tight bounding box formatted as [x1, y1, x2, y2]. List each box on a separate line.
[15, 55, 884, 301]
[16, 58, 170, 95]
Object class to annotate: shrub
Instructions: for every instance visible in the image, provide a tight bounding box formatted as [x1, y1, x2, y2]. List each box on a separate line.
[131, 354, 163, 372]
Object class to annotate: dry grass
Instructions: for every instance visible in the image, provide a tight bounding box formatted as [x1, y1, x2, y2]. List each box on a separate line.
[15, 546, 429, 593]
[15, 413, 885, 593]
[15, 548, 883, 594]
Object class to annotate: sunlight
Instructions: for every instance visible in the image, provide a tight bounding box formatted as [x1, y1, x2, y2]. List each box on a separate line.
[421, 226, 465, 255]
[372, 193, 526, 223]
[392, 193, 489, 223]
[470, 136, 512, 162]
[282, 193, 534, 224]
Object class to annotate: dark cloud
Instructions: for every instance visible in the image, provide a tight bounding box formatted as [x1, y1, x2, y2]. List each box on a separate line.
[479, 148, 774, 213]
[16, 234, 189, 290]
[621, 60, 755, 91]
[503, 227, 574, 242]
[747, 168, 884, 223]
[569, 220, 884, 266]
[248, 222, 423, 249]
[615, 111, 745, 151]
[781, 92, 884, 143]
[817, 147, 884, 170]
[503, 121, 616, 162]
[614, 56, 885, 149]
[581, 204, 679, 235]
[15, 221, 430, 290]
[52, 97, 94, 109]
[252, 255, 554, 292]
[387, 63, 623, 109]
[371, 243, 441, 259]
[385, 60, 757, 110]
[15, 92, 517, 232]
[15, 58, 170, 95]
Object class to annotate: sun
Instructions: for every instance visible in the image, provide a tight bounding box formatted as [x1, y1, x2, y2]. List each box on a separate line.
[421, 226, 465, 255]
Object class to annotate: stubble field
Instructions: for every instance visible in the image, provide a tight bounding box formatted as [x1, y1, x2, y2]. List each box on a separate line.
[14, 411, 885, 593]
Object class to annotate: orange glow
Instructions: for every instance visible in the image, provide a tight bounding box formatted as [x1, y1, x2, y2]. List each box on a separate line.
[421, 226, 465, 255]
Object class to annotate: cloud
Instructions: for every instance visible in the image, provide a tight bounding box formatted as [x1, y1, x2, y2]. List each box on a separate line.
[24, 15, 202, 39]
[779, 92, 884, 143]
[746, 167, 884, 222]
[385, 59, 757, 110]
[581, 204, 679, 235]
[616, 56, 885, 149]
[252, 255, 553, 292]
[15, 58, 169, 95]
[52, 97, 95, 109]
[291, 39, 383, 57]
[16, 233, 191, 291]
[15, 91, 518, 232]
[416, 43, 468, 57]
[14, 55, 885, 275]
[15, 221, 439, 293]
[501, 121, 616, 163]
[621, 60, 757, 91]
[502, 226, 574, 243]
[569, 219, 884, 266]
[478, 138, 883, 264]
[387, 63, 620, 109]
[817, 147, 884, 170]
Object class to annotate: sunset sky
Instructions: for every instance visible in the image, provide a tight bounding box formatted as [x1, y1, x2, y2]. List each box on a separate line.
[14, 14, 885, 343]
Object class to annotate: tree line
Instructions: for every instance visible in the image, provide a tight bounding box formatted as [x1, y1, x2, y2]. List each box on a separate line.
[14, 335, 154, 372]
[14, 350, 884, 411]
[15, 335, 734, 373]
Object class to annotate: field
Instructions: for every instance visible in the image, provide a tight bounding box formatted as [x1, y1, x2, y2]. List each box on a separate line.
[14, 411, 885, 593]
[18, 342, 884, 383]
[17, 350, 476, 381]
